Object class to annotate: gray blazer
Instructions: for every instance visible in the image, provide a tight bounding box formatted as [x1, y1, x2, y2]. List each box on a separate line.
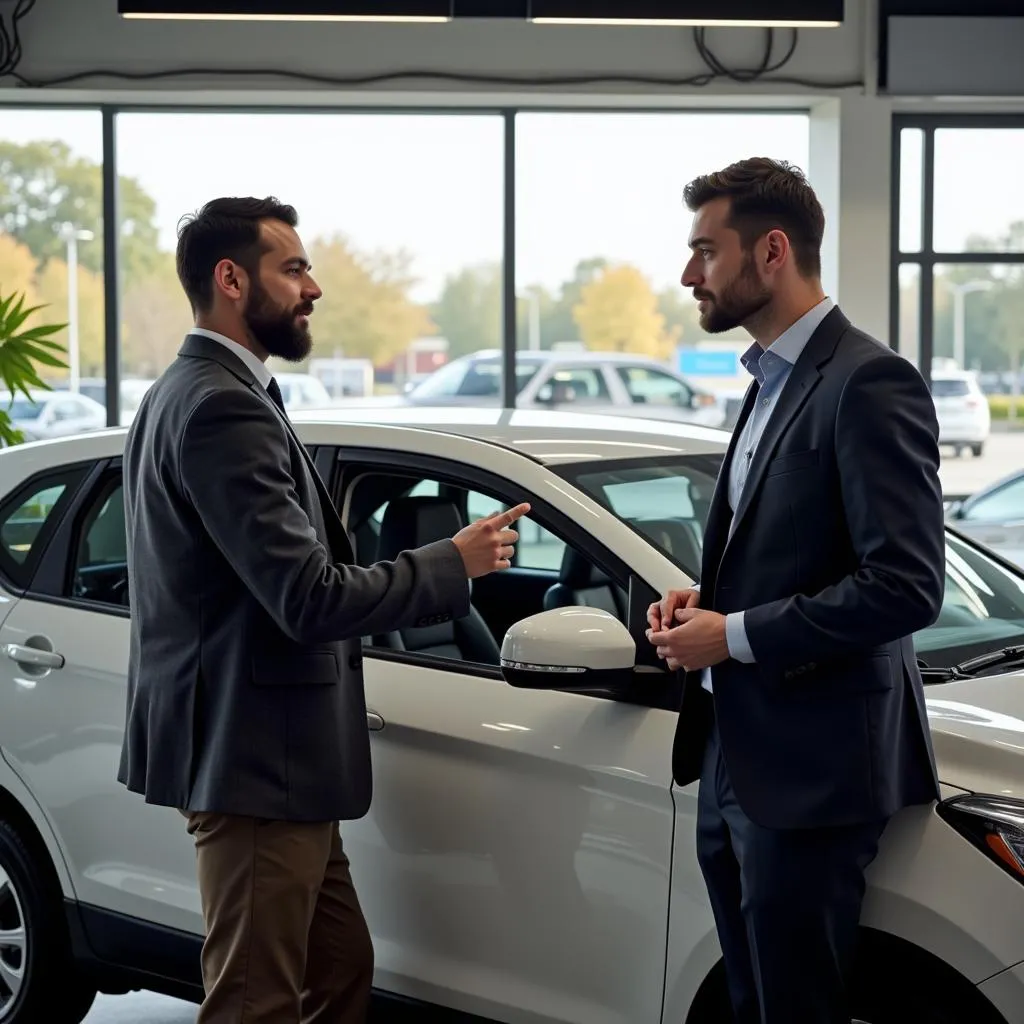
[118, 334, 470, 822]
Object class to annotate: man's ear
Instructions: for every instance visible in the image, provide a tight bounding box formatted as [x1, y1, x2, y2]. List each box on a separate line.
[212, 258, 247, 303]
[763, 229, 791, 274]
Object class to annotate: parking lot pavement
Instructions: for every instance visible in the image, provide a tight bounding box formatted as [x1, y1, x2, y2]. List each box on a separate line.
[85, 993, 196, 1023]
[938, 431, 1022, 497]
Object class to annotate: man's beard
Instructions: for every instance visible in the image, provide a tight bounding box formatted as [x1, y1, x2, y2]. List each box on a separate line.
[695, 255, 772, 334]
[245, 281, 314, 362]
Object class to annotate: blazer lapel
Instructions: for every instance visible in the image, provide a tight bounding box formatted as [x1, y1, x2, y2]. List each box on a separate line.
[178, 335, 353, 561]
[260, 393, 354, 561]
[726, 306, 848, 544]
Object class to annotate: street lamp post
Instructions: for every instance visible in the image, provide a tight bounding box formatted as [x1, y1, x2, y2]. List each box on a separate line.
[948, 278, 993, 371]
[59, 224, 95, 394]
[519, 288, 541, 351]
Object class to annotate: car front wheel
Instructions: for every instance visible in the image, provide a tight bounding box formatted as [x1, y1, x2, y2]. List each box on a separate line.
[0, 822, 96, 1024]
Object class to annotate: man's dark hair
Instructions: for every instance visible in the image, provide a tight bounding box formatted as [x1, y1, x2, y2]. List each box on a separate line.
[683, 158, 825, 279]
[175, 196, 299, 314]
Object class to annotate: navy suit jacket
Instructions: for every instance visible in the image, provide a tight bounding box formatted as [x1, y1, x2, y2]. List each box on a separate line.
[672, 307, 944, 829]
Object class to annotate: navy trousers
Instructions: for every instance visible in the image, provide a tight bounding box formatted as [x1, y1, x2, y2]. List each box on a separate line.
[696, 723, 886, 1024]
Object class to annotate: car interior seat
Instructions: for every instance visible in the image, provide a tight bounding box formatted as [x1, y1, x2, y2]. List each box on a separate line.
[542, 546, 627, 620]
[373, 496, 502, 665]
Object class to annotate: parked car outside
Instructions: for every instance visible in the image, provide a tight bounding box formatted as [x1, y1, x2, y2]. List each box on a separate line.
[1, 410, 1024, 1023]
[0, 389, 106, 442]
[272, 371, 334, 410]
[403, 350, 728, 429]
[931, 368, 991, 457]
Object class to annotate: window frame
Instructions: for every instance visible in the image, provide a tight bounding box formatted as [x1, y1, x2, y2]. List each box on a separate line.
[891, 114, 1024, 387]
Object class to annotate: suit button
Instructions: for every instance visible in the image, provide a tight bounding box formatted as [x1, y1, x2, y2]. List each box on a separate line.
[784, 670, 794, 680]
[349, 655, 362, 671]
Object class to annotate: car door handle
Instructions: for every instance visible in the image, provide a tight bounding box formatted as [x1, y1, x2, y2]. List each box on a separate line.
[4, 644, 65, 670]
[366, 711, 385, 732]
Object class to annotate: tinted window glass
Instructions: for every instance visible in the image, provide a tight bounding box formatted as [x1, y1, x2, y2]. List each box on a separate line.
[0, 467, 88, 587]
[71, 479, 129, 608]
[931, 379, 970, 398]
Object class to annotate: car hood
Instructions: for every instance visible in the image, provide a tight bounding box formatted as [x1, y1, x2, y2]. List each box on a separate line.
[927, 670, 1024, 798]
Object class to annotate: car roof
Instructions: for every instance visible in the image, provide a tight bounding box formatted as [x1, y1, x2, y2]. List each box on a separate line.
[0, 408, 731, 469]
[453, 349, 679, 367]
[289, 407, 731, 464]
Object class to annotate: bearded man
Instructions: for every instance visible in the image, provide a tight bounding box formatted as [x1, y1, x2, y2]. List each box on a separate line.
[119, 196, 528, 1024]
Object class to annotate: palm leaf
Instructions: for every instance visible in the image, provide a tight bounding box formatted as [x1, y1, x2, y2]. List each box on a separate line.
[0, 289, 69, 447]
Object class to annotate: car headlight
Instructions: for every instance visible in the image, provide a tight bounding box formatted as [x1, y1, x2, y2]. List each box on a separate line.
[938, 795, 1024, 882]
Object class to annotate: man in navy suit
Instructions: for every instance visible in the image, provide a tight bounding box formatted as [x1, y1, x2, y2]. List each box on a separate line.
[648, 158, 944, 1024]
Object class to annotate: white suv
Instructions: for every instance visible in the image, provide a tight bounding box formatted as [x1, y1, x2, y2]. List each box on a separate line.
[931, 369, 991, 457]
[1, 409, 1024, 1024]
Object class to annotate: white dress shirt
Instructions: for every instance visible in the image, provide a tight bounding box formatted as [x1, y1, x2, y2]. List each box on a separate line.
[190, 327, 272, 391]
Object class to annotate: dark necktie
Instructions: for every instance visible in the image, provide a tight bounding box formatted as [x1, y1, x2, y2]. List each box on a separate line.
[266, 377, 287, 415]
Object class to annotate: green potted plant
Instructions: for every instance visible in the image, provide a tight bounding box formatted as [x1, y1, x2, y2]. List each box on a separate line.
[0, 289, 68, 447]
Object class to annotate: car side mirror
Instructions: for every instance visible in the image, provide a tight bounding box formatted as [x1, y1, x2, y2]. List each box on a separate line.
[500, 607, 658, 693]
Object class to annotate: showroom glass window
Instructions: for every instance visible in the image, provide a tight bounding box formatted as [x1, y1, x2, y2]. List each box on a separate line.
[0, 108, 106, 430]
[114, 112, 504, 407]
[892, 119, 1024, 396]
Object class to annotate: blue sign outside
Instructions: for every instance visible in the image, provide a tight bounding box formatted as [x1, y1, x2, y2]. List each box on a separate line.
[678, 349, 739, 377]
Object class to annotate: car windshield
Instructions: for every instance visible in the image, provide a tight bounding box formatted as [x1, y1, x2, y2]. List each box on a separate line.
[410, 358, 540, 401]
[558, 454, 1024, 670]
[3, 397, 44, 421]
[931, 379, 971, 398]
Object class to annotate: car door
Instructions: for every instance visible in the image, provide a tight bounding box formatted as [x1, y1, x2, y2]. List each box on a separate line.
[0, 461, 202, 938]
[332, 450, 678, 1024]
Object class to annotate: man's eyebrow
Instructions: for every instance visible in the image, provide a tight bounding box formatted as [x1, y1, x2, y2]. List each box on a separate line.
[283, 256, 311, 270]
[689, 236, 715, 250]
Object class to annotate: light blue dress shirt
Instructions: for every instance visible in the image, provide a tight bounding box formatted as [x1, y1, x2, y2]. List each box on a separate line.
[701, 297, 834, 693]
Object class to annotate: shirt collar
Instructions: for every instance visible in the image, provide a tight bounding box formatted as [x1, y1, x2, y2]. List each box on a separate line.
[189, 327, 273, 389]
[740, 297, 835, 382]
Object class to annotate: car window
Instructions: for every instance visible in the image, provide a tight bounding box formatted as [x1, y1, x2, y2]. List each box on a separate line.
[617, 367, 692, 407]
[53, 399, 92, 422]
[931, 378, 971, 398]
[456, 361, 502, 398]
[0, 467, 88, 588]
[71, 479, 129, 608]
[917, 532, 1024, 666]
[558, 453, 1024, 670]
[963, 477, 1024, 522]
[538, 366, 610, 404]
[1, 483, 68, 566]
[346, 467, 625, 670]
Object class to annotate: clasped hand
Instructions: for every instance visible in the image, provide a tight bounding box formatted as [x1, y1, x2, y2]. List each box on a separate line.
[646, 588, 729, 672]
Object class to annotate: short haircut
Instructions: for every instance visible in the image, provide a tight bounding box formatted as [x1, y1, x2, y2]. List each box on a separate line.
[176, 196, 298, 313]
[683, 158, 825, 278]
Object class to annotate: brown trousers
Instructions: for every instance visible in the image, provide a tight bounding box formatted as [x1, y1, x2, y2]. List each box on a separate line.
[183, 812, 374, 1024]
